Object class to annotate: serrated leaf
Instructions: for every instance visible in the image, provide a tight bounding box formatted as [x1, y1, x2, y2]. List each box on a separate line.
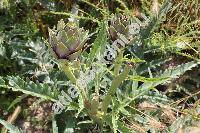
[159, 61, 199, 79]
[87, 22, 107, 67]
[104, 115, 132, 133]
[7, 76, 58, 102]
[129, 75, 169, 82]
[140, 61, 199, 91]
[0, 119, 23, 133]
[136, 58, 172, 75]
[8, 94, 28, 110]
[141, 0, 172, 39]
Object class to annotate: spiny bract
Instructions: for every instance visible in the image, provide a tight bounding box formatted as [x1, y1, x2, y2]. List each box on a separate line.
[48, 19, 89, 61]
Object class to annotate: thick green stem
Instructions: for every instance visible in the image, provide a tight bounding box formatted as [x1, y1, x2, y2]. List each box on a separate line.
[61, 62, 77, 84]
[101, 64, 132, 114]
[114, 50, 124, 75]
[90, 74, 100, 115]
[59, 61, 88, 102]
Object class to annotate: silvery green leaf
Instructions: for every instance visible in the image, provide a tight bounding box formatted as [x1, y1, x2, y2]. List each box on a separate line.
[0, 119, 23, 133]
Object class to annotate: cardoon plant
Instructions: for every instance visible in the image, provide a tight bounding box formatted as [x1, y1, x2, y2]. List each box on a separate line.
[48, 19, 90, 107]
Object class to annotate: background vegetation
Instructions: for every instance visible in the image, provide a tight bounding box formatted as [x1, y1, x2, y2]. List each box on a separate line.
[0, 0, 199, 132]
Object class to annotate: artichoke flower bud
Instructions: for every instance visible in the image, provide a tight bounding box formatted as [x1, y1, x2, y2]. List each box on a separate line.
[109, 14, 131, 41]
[48, 19, 89, 61]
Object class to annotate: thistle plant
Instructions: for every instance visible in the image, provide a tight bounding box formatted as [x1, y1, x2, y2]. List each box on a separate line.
[48, 19, 90, 111]
[1, 0, 200, 132]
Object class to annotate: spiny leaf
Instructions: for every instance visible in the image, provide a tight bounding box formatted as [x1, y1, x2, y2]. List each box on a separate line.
[122, 57, 146, 63]
[7, 76, 58, 102]
[87, 22, 107, 67]
[0, 118, 23, 133]
[44, 11, 100, 23]
[159, 61, 199, 79]
[136, 58, 172, 75]
[141, 0, 172, 39]
[8, 94, 28, 110]
[129, 76, 169, 82]
[140, 61, 199, 91]
[176, 51, 200, 62]
[104, 115, 132, 133]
